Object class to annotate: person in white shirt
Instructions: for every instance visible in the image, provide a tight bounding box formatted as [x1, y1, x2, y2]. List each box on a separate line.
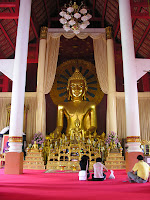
[92, 157, 108, 181]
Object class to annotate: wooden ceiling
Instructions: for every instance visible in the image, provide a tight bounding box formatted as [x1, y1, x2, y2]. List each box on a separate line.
[0, 0, 150, 92]
[0, 0, 150, 60]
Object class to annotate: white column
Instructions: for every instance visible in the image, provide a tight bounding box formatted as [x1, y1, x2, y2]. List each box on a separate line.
[106, 27, 117, 135]
[9, 0, 32, 152]
[118, 0, 141, 152]
[36, 27, 47, 137]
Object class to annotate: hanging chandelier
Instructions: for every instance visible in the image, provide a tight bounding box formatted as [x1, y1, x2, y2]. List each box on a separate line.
[59, 1, 92, 35]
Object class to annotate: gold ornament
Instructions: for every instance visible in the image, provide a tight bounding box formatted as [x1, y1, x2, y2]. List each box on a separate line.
[106, 26, 113, 40]
[40, 26, 48, 39]
[126, 136, 141, 143]
[68, 68, 87, 83]
[9, 136, 23, 143]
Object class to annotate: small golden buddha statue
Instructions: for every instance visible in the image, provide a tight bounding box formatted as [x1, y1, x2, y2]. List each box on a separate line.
[54, 68, 97, 138]
[100, 132, 106, 146]
[100, 132, 106, 141]
[32, 141, 38, 149]
[31, 141, 39, 152]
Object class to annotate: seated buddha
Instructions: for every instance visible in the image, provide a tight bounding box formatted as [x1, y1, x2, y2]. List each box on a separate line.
[53, 68, 97, 139]
[30, 141, 39, 152]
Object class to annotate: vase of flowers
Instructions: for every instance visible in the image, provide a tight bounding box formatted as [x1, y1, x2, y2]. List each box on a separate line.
[105, 131, 121, 151]
[31, 132, 45, 147]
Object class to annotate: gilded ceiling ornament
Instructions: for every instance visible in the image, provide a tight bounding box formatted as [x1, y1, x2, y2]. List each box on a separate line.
[106, 26, 113, 40]
[40, 26, 48, 39]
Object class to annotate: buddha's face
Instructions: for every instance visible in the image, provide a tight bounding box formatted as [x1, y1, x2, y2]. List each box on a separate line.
[69, 79, 86, 99]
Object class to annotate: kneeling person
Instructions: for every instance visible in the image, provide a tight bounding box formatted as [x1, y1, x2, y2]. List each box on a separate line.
[92, 157, 108, 181]
[128, 155, 150, 183]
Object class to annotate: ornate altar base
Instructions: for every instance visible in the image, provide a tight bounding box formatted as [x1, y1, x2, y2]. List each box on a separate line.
[23, 134, 106, 171]
[45, 169, 79, 173]
[24, 133, 126, 171]
[105, 152, 126, 170]
[44, 134, 106, 171]
[24, 142, 45, 170]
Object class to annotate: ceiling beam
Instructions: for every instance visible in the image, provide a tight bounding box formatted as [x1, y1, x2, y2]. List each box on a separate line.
[92, 0, 96, 18]
[0, 0, 19, 19]
[132, 13, 150, 19]
[113, 10, 120, 39]
[132, 6, 141, 27]
[102, 0, 108, 27]
[0, 13, 18, 19]
[30, 18, 38, 39]
[15, 0, 19, 16]
[135, 23, 150, 52]
[130, 1, 148, 7]
[31, 6, 40, 39]
[114, 21, 120, 39]
[0, 2, 16, 7]
[0, 24, 15, 51]
[43, 0, 49, 20]
[114, 5, 146, 39]
[9, 7, 18, 25]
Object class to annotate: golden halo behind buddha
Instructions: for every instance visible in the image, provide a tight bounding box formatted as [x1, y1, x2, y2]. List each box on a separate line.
[50, 59, 104, 105]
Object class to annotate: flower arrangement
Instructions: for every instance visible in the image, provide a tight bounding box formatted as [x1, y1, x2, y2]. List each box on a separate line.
[31, 132, 45, 145]
[105, 131, 121, 148]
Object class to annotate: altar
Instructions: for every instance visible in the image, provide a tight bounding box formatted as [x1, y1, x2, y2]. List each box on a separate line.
[24, 67, 125, 171]
[44, 68, 106, 171]
[45, 135, 105, 171]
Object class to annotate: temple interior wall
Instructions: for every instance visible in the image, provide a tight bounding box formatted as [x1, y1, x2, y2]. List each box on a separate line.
[0, 92, 150, 144]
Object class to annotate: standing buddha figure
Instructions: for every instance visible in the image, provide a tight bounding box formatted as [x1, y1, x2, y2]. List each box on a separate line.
[54, 68, 97, 138]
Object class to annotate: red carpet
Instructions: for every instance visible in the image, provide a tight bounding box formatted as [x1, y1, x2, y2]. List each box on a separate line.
[0, 169, 150, 200]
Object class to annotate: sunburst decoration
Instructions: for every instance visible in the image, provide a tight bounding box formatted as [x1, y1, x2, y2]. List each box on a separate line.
[50, 59, 104, 105]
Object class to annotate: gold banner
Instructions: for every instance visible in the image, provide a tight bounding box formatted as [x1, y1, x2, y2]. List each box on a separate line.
[9, 136, 23, 143]
[126, 136, 141, 143]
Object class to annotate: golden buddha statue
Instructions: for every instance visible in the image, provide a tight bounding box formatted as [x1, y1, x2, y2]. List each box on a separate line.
[30, 141, 39, 152]
[53, 68, 97, 139]
[32, 141, 38, 149]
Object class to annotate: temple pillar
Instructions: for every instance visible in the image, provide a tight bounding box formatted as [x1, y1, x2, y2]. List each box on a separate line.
[36, 27, 48, 137]
[5, 0, 32, 174]
[118, 0, 142, 172]
[106, 27, 117, 135]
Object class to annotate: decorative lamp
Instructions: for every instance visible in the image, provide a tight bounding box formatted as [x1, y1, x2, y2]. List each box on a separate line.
[59, 1, 92, 34]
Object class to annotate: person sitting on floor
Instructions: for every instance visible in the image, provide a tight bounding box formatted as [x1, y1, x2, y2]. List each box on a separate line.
[127, 155, 150, 183]
[79, 155, 90, 179]
[92, 157, 108, 181]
